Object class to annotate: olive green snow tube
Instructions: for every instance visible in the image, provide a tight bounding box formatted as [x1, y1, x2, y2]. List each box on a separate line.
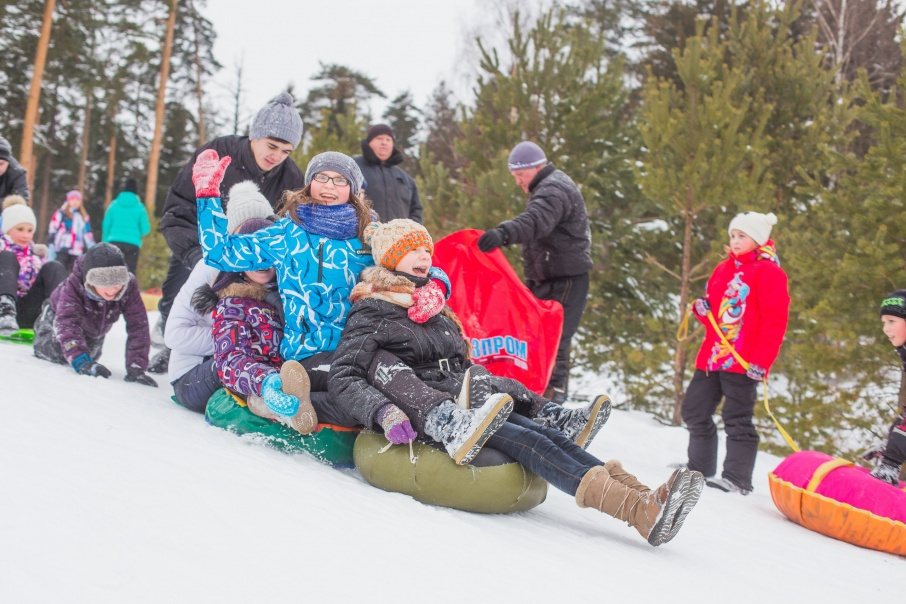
[354, 430, 548, 514]
[205, 388, 359, 467]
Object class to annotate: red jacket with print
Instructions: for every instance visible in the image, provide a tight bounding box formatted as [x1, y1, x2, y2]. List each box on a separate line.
[693, 241, 790, 375]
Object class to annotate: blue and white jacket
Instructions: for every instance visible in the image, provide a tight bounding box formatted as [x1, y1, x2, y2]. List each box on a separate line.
[197, 196, 373, 360]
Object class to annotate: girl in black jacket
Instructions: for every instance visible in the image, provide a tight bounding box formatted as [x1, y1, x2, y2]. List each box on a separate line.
[329, 219, 704, 546]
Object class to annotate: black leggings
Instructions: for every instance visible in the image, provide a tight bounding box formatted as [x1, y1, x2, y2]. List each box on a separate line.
[0, 252, 66, 328]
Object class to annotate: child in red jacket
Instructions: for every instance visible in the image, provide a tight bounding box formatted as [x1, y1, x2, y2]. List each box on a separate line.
[681, 211, 790, 495]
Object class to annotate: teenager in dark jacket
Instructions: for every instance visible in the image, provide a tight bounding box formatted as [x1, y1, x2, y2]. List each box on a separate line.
[353, 124, 422, 222]
[0, 197, 65, 335]
[33, 242, 156, 387]
[0, 137, 29, 203]
[477, 141, 593, 403]
[150, 92, 305, 374]
[329, 219, 703, 546]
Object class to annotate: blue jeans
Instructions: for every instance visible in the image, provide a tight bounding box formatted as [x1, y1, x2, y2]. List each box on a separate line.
[486, 413, 603, 496]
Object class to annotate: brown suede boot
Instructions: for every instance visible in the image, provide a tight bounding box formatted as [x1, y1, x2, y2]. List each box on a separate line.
[604, 459, 651, 494]
[576, 464, 696, 546]
[279, 361, 318, 434]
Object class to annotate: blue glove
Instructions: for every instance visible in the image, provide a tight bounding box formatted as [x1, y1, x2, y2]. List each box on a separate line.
[72, 353, 111, 378]
[746, 364, 766, 381]
[261, 373, 299, 416]
[693, 297, 710, 317]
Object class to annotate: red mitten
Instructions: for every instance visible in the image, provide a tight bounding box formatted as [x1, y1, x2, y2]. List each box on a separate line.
[409, 280, 445, 324]
[192, 149, 232, 198]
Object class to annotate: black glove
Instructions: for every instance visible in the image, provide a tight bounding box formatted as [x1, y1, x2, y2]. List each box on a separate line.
[78, 361, 111, 378]
[125, 369, 158, 387]
[477, 229, 505, 253]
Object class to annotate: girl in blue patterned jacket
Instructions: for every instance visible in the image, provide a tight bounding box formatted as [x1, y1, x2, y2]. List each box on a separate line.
[194, 150, 374, 429]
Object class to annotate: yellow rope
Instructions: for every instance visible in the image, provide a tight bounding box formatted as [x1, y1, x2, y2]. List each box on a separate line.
[676, 304, 799, 452]
[676, 304, 693, 342]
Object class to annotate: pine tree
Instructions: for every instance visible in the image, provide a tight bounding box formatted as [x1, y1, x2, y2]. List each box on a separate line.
[382, 91, 421, 158]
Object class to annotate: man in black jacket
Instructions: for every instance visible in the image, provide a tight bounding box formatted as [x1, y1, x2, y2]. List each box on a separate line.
[0, 137, 30, 203]
[149, 92, 304, 373]
[477, 141, 593, 403]
[353, 124, 422, 222]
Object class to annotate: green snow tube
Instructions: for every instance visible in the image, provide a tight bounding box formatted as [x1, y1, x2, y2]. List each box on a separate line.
[205, 388, 359, 467]
[354, 429, 548, 514]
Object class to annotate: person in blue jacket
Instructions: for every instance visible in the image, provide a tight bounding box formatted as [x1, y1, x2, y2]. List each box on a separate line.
[102, 178, 151, 274]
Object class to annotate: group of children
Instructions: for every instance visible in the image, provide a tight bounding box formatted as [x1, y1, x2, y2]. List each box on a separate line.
[1, 147, 902, 548]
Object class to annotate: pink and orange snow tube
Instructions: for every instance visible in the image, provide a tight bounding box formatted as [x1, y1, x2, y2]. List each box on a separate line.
[769, 450, 906, 555]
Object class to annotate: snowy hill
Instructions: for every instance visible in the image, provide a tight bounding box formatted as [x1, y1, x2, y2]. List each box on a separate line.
[1, 312, 901, 603]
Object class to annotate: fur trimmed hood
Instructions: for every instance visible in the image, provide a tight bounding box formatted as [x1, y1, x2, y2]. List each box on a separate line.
[192, 279, 273, 315]
[350, 266, 416, 303]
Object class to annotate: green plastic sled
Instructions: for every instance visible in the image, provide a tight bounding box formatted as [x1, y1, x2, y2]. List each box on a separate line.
[354, 429, 548, 514]
[204, 388, 359, 467]
[0, 328, 34, 344]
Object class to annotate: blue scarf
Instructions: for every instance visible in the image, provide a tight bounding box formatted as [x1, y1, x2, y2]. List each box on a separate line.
[295, 203, 359, 240]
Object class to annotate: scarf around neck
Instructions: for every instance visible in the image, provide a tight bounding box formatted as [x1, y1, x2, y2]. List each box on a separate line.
[295, 203, 359, 240]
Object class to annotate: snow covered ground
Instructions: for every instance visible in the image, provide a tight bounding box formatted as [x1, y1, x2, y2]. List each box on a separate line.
[1, 312, 902, 603]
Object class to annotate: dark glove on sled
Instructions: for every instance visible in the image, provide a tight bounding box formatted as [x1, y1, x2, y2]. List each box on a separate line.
[72, 354, 111, 379]
[125, 369, 158, 388]
[477, 229, 506, 253]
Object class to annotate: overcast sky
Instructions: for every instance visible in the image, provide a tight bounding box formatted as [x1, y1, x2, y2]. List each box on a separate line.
[199, 0, 491, 130]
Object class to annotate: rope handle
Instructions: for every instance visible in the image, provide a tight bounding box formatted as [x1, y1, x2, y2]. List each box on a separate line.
[378, 439, 419, 464]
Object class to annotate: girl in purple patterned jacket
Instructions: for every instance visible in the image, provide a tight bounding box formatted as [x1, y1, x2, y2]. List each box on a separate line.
[191, 217, 316, 435]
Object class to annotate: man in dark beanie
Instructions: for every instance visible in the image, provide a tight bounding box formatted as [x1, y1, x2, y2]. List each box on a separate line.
[353, 124, 422, 222]
[477, 140, 593, 403]
[0, 136, 30, 202]
[152, 92, 305, 373]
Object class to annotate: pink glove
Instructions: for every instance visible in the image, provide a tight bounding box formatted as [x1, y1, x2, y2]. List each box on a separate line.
[692, 297, 710, 318]
[192, 149, 231, 198]
[409, 280, 446, 324]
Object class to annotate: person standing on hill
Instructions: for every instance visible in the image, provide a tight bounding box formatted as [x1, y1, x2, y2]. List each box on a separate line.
[353, 124, 422, 222]
[477, 141, 592, 404]
[48, 190, 95, 273]
[103, 177, 150, 274]
[149, 92, 305, 374]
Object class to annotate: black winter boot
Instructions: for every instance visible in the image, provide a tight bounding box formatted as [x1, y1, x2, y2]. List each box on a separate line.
[0, 294, 18, 336]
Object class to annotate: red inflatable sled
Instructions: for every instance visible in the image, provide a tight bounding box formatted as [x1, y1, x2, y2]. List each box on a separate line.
[769, 450, 906, 555]
[433, 229, 563, 395]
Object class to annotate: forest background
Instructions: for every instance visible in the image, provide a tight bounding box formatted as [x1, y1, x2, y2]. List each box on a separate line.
[3, 0, 906, 465]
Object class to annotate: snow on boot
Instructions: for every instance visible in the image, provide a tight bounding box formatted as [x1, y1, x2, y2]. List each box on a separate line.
[576, 465, 699, 546]
[424, 396, 514, 465]
[278, 360, 318, 435]
[147, 347, 170, 374]
[457, 364, 493, 409]
[869, 460, 902, 486]
[535, 395, 612, 449]
[0, 294, 18, 336]
[247, 394, 278, 420]
[150, 315, 166, 348]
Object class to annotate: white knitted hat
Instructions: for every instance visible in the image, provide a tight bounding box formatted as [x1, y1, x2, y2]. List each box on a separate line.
[728, 211, 777, 246]
[225, 181, 275, 234]
[1, 201, 36, 234]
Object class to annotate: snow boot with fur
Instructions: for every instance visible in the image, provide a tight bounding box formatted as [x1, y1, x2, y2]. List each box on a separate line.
[424, 396, 514, 465]
[247, 394, 278, 420]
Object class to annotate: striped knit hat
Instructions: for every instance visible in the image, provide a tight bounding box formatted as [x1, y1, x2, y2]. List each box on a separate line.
[367, 219, 433, 270]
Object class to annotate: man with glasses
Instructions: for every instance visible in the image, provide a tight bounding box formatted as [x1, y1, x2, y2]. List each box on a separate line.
[151, 92, 304, 373]
[354, 124, 422, 222]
